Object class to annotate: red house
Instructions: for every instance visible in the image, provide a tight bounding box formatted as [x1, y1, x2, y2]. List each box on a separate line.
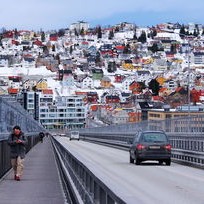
[87, 92, 98, 103]
[114, 74, 125, 83]
[49, 34, 58, 41]
[106, 95, 120, 104]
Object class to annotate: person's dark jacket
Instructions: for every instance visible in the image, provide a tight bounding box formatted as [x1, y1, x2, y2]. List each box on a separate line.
[7, 131, 28, 159]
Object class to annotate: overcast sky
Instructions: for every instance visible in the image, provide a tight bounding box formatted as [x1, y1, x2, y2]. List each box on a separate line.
[1, 0, 204, 31]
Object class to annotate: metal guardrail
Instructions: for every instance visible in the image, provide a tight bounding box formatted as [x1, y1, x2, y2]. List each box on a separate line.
[79, 115, 204, 134]
[169, 134, 204, 168]
[51, 136, 126, 204]
[79, 132, 204, 169]
[50, 131, 204, 204]
[0, 95, 47, 178]
[0, 96, 45, 139]
[77, 115, 204, 168]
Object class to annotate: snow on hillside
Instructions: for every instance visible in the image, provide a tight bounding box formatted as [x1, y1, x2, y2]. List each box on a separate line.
[0, 66, 56, 77]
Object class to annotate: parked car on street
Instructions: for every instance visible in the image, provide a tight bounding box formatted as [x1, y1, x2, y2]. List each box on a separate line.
[129, 130, 171, 165]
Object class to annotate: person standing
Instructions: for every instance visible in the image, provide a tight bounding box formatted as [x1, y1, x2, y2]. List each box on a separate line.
[7, 125, 28, 181]
[39, 132, 45, 143]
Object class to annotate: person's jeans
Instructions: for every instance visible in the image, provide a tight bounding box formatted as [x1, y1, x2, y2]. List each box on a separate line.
[11, 156, 24, 177]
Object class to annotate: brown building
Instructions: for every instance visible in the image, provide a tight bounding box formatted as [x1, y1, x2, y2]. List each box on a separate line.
[147, 105, 204, 132]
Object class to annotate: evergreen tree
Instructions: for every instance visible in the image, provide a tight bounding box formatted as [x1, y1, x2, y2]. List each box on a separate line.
[107, 61, 116, 73]
[74, 28, 79, 36]
[115, 26, 119, 32]
[193, 28, 198, 37]
[14, 28, 18, 39]
[42, 45, 49, 55]
[108, 29, 114, 40]
[170, 44, 177, 53]
[138, 31, 147, 43]
[95, 51, 101, 64]
[58, 29, 65, 37]
[149, 43, 159, 53]
[138, 81, 146, 90]
[152, 28, 157, 37]
[41, 31, 45, 42]
[123, 43, 130, 54]
[55, 54, 60, 64]
[97, 26, 102, 39]
[179, 25, 186, 37]
[195, 24, 200, 36]
[80, 27, 85, 36]
[52, 44, 55, 52]
[133, 31, 137, 40]
[69, 45, 73, 54]
[148, 78, 160, 96]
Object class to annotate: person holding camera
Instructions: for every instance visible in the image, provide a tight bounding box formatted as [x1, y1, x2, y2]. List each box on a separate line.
[7, 125, 28, 181]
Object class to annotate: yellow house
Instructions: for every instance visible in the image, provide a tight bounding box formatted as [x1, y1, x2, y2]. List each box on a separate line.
[122, 62, 134, 70]
[122, 59, 134, 70]
[36, 79, 48, 90]
[156, 76, 166, 86]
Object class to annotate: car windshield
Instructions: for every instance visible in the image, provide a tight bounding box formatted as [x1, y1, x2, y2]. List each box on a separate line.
[141, 133, 167, 142]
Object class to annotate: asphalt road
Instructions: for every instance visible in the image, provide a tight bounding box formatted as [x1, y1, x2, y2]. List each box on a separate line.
[57, 137, 204, 204]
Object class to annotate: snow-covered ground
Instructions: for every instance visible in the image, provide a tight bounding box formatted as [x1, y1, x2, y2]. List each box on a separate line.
[0, 66, 56, 77]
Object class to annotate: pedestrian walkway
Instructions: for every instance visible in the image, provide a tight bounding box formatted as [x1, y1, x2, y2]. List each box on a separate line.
[0, 137, 67, 204]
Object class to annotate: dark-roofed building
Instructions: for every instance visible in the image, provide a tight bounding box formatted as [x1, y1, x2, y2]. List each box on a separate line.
[58, 69, 72, 81]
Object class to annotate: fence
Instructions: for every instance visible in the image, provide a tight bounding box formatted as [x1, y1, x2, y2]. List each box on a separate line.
[0, 96, 47, 178]
[78, 115, 204, 135]
[51, 136, 126, 204]
[0, 96, 44, 139]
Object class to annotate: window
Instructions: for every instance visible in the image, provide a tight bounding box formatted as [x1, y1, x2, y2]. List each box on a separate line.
[141, 133, 167, 142]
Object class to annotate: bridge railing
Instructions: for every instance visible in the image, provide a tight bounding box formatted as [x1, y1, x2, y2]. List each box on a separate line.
[0, 96, 45, 138]
[51, 136, 126, 204]
[0, 96, 47, 179]
[50, 116, 204, 203]
[77, 115, 204, 168]
[78, 132, 204, 168]
[79, 115, 204, 134]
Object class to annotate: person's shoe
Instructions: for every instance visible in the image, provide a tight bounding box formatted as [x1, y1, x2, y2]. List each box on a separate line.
[14, 175, 17, 180]
[15, 176, 20, 181]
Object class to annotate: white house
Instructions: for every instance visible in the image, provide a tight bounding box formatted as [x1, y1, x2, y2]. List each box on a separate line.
[81, 76, 94, 89]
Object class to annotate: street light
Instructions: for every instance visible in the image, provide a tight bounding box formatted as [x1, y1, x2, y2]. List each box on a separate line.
[186, 39, 191, 118]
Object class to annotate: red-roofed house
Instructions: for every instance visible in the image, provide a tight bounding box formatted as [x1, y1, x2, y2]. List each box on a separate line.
[42, 89, 53, 95]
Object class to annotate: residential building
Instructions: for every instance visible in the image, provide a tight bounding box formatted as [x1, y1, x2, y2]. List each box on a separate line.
[36, 79, 48, 90]
[100, 76, 112, 88]
[193, 52, 204, 64]
[23, 91, 35, 116]
[37, 94, 86, 130]
[70, 21, 89, 32]
[92, 68, 103, 80]
[81, 76, 94, 89]
[148, 105, 204, 131]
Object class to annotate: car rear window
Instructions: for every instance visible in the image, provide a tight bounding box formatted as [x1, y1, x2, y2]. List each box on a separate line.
[141, 133, 167, 142]
[71, 131, 79, 135]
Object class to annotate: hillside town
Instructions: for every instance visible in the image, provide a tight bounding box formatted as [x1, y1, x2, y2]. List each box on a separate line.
[1, 21, 204, 130]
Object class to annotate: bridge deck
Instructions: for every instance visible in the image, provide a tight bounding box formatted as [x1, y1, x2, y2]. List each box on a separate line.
[0, 137, 66, 204]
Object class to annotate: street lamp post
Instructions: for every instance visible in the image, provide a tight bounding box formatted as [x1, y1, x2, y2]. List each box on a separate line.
[187, 39, 191, 119]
